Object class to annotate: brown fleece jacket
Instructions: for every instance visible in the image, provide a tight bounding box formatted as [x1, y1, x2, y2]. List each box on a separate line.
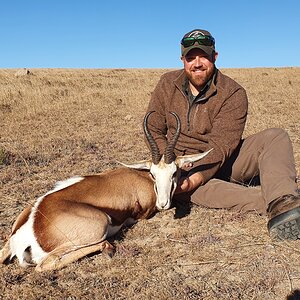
[145, 68, 248, 183]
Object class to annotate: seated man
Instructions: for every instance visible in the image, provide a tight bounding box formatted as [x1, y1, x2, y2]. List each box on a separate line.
[145, 28, 300, 240]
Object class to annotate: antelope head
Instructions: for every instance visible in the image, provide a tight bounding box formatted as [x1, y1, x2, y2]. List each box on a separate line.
[119, 111, 212, 210]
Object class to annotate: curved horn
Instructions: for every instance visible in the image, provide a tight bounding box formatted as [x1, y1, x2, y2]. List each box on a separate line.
[164, 112, 181, 164]
[143, 111, 161, 164]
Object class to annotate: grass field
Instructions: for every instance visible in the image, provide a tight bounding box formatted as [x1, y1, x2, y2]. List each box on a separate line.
[0, 67, 299, 299]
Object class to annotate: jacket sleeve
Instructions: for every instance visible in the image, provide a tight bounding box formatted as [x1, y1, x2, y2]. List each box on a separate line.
[188, 86, 248, 183]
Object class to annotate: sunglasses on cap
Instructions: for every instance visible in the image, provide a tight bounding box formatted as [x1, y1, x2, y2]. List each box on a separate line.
[181, 35, 215, 48]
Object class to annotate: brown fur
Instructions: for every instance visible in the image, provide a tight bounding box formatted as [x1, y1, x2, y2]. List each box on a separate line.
[11, 204, 32, 235]
[3, 167, 157, 271]
[33, 168, 157, 251]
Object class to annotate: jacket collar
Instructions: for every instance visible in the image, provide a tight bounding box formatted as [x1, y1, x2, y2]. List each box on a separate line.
[174, 67, 218, 102]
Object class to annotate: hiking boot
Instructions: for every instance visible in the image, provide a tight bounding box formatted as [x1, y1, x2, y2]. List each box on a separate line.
[267, 194, 300, 240]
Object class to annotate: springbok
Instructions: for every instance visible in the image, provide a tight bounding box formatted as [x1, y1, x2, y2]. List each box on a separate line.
[0, 111, 212, 271]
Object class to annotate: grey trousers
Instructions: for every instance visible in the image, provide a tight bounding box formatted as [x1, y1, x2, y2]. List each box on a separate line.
[176, 128, 298, 215]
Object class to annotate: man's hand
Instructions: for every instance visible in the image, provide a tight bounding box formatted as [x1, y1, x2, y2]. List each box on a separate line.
[175, 172, 204, 194]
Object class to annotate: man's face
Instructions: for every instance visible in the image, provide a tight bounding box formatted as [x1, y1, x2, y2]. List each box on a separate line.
[181, 48, 218, 90]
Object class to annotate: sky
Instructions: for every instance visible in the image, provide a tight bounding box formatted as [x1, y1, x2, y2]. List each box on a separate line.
[0, 0, 299, 69]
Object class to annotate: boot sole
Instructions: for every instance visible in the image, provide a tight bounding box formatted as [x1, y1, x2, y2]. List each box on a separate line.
[267, 207, 300, 240]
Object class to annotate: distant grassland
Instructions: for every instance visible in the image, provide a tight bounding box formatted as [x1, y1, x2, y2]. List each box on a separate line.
[0, 67, 299, 299]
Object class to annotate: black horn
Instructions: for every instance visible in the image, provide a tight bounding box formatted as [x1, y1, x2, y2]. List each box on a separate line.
[143, 111, 161, 164]
[164, 112, 181, 164]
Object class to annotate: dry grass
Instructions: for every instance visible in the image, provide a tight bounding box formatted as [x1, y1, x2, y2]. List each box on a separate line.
[0, 67, 299, 299]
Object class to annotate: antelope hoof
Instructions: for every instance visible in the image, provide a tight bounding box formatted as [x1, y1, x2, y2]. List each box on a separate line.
[101, 241, 115, 258]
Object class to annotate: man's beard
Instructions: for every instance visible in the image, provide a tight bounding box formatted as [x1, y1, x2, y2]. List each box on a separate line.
[186, 70, 208, 89]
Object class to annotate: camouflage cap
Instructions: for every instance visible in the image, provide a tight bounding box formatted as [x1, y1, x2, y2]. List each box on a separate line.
[181, 29, 215, 57]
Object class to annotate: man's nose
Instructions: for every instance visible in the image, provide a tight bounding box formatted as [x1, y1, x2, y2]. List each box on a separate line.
[194, 56, 203, 66]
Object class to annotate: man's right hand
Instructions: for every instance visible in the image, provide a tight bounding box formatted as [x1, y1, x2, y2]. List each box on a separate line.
[175, 172, 204, 194]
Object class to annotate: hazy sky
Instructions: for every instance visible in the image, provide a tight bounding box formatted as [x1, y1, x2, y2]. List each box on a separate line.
[1, 0, 299, 68]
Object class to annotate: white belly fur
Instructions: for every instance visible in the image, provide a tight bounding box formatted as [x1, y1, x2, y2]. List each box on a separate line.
[10, 196, 47, 266]
[9, 176, 85, 267]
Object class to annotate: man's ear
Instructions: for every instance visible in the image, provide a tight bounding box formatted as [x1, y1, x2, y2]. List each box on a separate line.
[212, 50, 218, 63]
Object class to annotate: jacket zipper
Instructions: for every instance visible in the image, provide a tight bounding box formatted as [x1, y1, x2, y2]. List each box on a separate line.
[187, 102, 193, 131]
[178, 87, 193, 131]
[177, 82, 203, 132]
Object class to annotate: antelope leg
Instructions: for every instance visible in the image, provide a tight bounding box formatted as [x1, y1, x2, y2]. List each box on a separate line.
[35, 240, 114, 272]
[0, 240, 11, 264]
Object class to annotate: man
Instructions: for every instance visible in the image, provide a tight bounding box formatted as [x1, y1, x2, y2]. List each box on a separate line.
[145, 28, 300, 240]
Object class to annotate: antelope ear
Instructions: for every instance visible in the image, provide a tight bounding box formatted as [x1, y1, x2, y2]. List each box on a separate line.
[117, 159, 152, 170]
[175, 149, 213, 168]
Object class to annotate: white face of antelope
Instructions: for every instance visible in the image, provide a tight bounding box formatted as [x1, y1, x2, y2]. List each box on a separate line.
[150, 159, 179, 211]
[119, 149, 213, 211]
[120, 111, 213, 212]
[148, 149, 213, 211]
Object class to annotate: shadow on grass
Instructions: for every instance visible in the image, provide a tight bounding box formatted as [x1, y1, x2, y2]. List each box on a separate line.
[287, 289, 300, 300]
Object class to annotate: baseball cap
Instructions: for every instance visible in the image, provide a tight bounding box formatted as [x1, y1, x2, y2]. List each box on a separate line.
[181, 29, 215, 57]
